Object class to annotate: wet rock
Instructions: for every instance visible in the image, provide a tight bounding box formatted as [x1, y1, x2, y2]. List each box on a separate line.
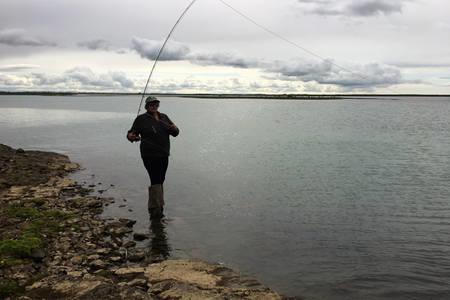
[16, 148, 25, 153]
[128, 250, 146, 262]
[123, 240, 136, 248]
[119, 218, 136, 227]
[133, 232, 150, 241]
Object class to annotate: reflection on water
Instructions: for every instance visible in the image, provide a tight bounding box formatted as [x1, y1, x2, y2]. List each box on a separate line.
[0, 107, 130, 128]
[148, 218, 171, 261]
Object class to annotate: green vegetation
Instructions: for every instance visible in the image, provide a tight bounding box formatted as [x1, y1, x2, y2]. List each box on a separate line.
[0, 279, 22, 299]
[0, 205, 72, 260]
[0, 234, 42, 258]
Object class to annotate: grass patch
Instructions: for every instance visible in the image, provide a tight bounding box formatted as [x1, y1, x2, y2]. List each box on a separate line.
[0, 279, 22, 298]
[1, 204, 73, 260]
[5, 206, 41, 219]
[0, 234, 43, 258]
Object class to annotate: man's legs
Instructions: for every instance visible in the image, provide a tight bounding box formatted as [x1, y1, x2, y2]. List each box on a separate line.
[143, 157, 169, 218]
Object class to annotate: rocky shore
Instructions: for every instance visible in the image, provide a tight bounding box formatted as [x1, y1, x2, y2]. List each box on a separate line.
[0, 144, 289, 299]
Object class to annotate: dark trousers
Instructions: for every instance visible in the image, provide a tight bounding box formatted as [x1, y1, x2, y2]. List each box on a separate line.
[142, 157, 169, 185]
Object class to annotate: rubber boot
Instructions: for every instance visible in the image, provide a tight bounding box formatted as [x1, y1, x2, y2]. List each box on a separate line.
[148, 184, 164, 219]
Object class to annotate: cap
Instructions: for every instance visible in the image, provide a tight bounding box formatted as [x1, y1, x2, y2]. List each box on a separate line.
[145, 96, 160, 105]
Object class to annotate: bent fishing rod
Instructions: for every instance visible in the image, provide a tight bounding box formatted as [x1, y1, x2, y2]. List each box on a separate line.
[137, 0, 198, 115]
[136, 0, 371, 115]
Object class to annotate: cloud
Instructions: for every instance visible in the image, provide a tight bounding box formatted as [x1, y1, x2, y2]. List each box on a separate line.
[129, 37, 403, 89]
[188, 52, 259, 69]
[0, 67, 135, 91]
[77, 39, 129, 54]
[0, 64, 40, 71]
[391, 62, 450, 68]
[131, 37, 190, 61]
[77, 39, 111, 51]
[0, 28, 56, 47]
[265, 59, 402, 88]
[297, 0, 408, 17]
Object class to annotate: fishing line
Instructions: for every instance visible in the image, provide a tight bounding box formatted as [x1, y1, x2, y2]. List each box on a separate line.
[137, 0, 198, 115]
[217, 0, 371, 82]
[137, 0, 371, 115]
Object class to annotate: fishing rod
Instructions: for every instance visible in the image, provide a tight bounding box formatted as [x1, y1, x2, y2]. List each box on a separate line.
[137, 0, 372, 116]
[137, 0, 198, 115]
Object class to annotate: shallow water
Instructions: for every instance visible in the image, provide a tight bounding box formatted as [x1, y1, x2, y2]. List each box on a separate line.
[1, 95, 450, 299]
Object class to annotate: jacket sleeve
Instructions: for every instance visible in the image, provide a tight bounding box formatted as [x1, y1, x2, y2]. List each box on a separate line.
[164, 115, 180, 137]
[127, 117, 141, 141]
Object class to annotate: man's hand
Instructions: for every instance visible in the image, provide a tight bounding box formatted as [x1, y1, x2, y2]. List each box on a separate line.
[168, 124, 178, 131]
[127, 132, 141, 142]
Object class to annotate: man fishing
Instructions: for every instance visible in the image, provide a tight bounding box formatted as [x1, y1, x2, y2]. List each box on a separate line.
[127, 96, 179, 219]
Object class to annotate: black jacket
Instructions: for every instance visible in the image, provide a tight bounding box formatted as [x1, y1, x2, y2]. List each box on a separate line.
[128, 112, 179, 158]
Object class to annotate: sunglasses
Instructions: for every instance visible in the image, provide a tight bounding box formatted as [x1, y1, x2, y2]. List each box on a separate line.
[148, 103, 159, 107]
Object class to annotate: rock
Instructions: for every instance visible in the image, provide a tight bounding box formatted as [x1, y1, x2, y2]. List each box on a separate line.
[96, 248, 110, 255]
[70, 256, 84, 265]
[89, 259, 107, 270]
[114, 267, 146, 278]
[16, 148, 25, 153]
[87, 254, 101, 261]
[119, 218, 136, 227]
[123, 241, 136, 248]
[133, 232, 150, 241]
[145, 260, 220, 289]
[67, 271, 83, 278]
[128, 250, 146, 262]
[109, 256, 123, 263]
[53, 279, 109, 298]
[127, 278, 148, 288]
[27, 280, 48, 290]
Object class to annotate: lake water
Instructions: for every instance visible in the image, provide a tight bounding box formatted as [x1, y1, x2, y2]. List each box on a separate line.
[1, 95, 450, 299]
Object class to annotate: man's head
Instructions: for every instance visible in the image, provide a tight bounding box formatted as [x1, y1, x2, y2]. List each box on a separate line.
[145, 96, 160, 112]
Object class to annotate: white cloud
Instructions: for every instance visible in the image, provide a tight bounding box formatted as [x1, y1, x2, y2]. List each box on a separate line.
[0, 64, 40, 71]
[0, 67, 135, 91]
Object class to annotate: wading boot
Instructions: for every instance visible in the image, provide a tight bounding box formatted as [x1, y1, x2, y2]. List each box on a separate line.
[148, 184, 164, 219]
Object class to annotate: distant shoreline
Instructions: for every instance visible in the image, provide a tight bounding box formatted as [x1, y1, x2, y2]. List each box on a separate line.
[0, 91, 449, 99]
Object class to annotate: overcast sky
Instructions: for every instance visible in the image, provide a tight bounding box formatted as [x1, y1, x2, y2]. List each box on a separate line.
[1, 0, 449, 94]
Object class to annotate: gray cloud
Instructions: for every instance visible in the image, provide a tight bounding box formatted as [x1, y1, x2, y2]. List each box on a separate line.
[265, 60, 402, 88]
[348, 1, 402, 16]
[77, 39, 111, 51]
[130, 37, 403, 89]
[0, 28, 56, 47]
[298, 0, 408, 17]
[131, 37, 190, 61]
[77, 39, 129, 54]
[188, 52, 259, 69]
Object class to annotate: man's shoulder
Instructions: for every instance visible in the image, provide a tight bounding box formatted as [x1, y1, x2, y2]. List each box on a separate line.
[136, 113, 149, 120]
